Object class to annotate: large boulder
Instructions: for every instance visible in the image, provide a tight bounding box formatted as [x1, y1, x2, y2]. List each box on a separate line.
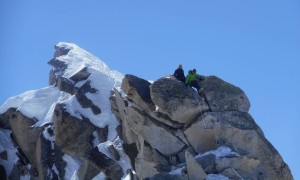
[113, 88, 138, 144]
[70, 67, 91, 82]
[56, 76, 75, 95]
[35, 125, 66, 179]
[113, 86, 187, 156]
[135, 139, 170, 179]
[9, 111, 42, 164]
[53, 104, 95, 156]
[75, 159, 102, 180]
[198, 76, 250, 112]
[215, 156, 261, 179]
[126, 106, 186, 156]
[0, 107, 16, 129]
[121, 74, 156, 111]
[184, 111, 292, 179]
[150, 76, 209, 124]
[85, 147, 124, 179]
[53, 44, 70, 58]
[185, 151, 206, 180]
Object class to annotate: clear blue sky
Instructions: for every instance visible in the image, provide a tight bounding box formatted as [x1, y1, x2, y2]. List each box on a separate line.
[1, 0, 299, 178]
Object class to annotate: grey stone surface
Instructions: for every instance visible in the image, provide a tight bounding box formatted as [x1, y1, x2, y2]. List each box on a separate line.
[122, 74, 156, 111]
[216, 156, 261, 180]
[9, 111, 42, 164]
[35, 125, 66, 179]
[0, 107, 15, 129]
[184, 111, 292, 180]
[150, 76, 209, 124]
[53, 104, 95, 156]
[185, 151, 206, 180]
[198, 75, 250, 112]
[126, 106, 186, 156]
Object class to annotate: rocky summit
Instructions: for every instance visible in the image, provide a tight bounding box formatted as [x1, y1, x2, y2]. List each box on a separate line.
[0, 43, 293, 180]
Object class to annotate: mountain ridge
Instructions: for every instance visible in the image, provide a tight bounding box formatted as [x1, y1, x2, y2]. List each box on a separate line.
[0, 42, 293, 179]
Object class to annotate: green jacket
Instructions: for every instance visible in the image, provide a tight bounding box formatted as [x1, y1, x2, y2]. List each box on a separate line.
[185, 70, 200, 85]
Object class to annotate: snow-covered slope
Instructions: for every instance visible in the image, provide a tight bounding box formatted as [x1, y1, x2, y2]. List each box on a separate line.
[0, 42, 123, 133]
[0, 42, 130, 179]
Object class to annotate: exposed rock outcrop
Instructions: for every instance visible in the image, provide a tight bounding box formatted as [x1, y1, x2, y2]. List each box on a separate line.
[0, 42, 293, 180]
[53, 104, 95, 156]
[0, 43, 126, 179]
[150, 76, 209, 124]
[111, 74, 293, 180]
[197, 75, 250, 112]
[9, 110, 42, 166]
[185, 151, 206, 180]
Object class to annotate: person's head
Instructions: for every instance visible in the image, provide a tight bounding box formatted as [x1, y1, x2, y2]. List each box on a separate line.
[192, 69, 196, 74]
[179, 64, 183, 69]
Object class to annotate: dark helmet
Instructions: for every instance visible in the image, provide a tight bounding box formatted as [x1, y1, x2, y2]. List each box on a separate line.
[192, 69, 196, 73]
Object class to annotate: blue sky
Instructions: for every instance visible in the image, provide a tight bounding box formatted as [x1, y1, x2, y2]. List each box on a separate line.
[1, 0, 299, 178]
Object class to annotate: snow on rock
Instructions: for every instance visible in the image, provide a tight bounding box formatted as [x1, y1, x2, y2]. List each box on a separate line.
[97, 137, 132, 174]
[0, 42, 129, 179]
[0, 42, 293, 179]
[91, 172, 106, 180]
[167, 146, 238, 178]
[54, 42, 123, 83]
[0, 42, 124, 132]
[0, 86, 61, 125]
[169, 166, 186, 176]
[206, 174, 230, 180]
[195, 146, 240, 159]
[20, 174, 31, 180]
[62, 154, 81, 180]
[51, 42, 124, 140]
[0, 128, 18, 177]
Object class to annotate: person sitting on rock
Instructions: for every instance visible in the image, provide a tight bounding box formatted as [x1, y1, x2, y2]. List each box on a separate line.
[185, 69, 205, 95]
[173, 64, 185, 83]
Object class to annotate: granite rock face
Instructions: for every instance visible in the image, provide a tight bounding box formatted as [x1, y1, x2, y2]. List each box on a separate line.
[197, 75, 250, 112]
[150, 76, 209, 124]
[111, 74, 293, 180]
[0, 43, 293, 179]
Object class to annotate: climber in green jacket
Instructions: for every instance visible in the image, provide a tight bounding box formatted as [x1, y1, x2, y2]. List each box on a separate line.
[185, 69, 205, 95]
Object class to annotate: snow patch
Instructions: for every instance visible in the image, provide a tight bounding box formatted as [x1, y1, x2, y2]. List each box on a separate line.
[113, 137, 132, 173]
[55, 42, 123, 83]
[155, 105, 159, 111]
[91, 172, 106, 180]
[42, 126, 55, 142]
[92, 131, 100, 147]
[167, 147, 238, 178]
[195, 146, 239, 159]
[52, 165, 59, 177]
[206, 174, 230, 180]
[0, 128, 18, 177]
[115, 87, 127, 99]
[62, 154, 81, 180]
[97, 137, 132, 175]
[169, 166, 186, 175]
[20, 174, 31, 180]
[0, 86, 60, 123]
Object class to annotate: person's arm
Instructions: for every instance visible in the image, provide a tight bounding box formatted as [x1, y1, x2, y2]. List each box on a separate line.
[173, 69, 177, 76]
[185, 74, 191, 85]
